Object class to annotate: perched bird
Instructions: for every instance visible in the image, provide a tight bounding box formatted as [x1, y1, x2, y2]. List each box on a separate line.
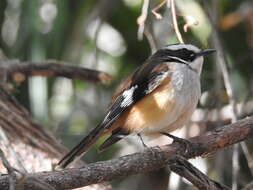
[58, 43, 215, 168]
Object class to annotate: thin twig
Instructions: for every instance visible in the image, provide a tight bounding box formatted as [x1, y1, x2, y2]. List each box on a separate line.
[137, 0, 157, 53]
[240, 142, 253, 171]
[170, 0, 184, 43]
[183, 15, 199, 32]
[144, 28, 157, 53]
[137, 0, 150, 40]
[242, 180, 253, 190]
[151, 0, 166, 19]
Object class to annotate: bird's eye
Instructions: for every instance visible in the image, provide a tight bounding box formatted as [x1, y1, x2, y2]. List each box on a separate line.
[189, 53, 196, 61]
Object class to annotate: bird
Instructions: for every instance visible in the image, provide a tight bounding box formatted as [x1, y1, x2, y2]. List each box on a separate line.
[58, 43, 216, 168]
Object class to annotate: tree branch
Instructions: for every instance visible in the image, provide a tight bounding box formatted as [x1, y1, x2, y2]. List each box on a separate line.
[0, 60, 113, 84]
[0, 115, 252, 189]
[168, 156, 229, 190]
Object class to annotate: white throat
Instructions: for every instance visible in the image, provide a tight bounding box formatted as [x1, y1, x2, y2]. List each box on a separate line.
[189, 56, 204, 75]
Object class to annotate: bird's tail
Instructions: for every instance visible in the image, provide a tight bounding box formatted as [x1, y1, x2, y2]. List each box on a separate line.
[98, 127, 128, 152]
[58, 124, 105, 168]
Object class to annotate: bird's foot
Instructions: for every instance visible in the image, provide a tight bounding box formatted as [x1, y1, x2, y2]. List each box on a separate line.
[137, 133, 159, 156]
[161, 132, 191, 154]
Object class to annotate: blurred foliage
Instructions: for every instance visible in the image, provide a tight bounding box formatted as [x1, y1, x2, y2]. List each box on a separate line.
[1, 0, 253, 189]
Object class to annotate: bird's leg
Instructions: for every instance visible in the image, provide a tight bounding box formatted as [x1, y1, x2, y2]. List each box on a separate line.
[137, 133, 148, 148]
[137, 134, 159, 156]
[161, 132, 192, 153]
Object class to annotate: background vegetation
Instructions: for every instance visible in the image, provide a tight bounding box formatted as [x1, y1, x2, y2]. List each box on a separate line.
[0, 0, 253, 189]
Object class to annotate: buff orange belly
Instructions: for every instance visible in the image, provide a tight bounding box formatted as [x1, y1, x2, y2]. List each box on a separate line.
[111, 79, 177, 134]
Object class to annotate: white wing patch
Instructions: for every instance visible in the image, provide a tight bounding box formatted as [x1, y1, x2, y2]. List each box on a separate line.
[172, 70, 184, 91]
[121, 85, 138, 107]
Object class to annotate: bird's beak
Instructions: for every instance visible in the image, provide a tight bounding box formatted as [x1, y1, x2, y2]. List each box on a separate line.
[198, 49, 216, 57]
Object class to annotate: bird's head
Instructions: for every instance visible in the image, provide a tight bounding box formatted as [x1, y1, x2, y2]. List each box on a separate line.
[160, 43, 216, 74]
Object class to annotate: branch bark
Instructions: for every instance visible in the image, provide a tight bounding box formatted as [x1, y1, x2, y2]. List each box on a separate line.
[168, 156, 229, 190]
[0, 115, 252, 190]
[0, 86, 66, 158]
[0, 60, 113, 84]
[0, 82, 111, 190]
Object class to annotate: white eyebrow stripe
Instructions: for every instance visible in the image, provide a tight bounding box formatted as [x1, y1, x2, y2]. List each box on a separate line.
[168, 56, 188, 64]
[168, 56, 197, 73]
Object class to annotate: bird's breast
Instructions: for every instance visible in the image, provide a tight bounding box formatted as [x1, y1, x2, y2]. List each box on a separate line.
[112, 66, 201, 134]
